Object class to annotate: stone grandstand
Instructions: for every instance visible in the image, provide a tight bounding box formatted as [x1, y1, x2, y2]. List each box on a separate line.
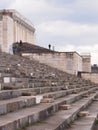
[0, 50, 98, 130]
[0, 9, 98, 130]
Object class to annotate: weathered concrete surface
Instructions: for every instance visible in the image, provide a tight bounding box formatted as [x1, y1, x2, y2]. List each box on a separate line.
[25, 93, 98, 130]
[0, 96, 36, 115]
[66, 100, 98, 130]
[0, 89, 96, 130]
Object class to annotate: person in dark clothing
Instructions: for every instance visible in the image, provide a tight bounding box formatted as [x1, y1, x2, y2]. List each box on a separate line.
[13, 42, 19, 54]
[19, 40, 22, 46]
[48, 44, 51, 50]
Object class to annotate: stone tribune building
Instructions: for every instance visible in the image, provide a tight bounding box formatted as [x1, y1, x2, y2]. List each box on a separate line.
[0, 9, 92, 76]
[0, 9, 35, 53]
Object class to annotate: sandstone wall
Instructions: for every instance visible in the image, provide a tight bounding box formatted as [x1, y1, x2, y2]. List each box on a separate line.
[22, 52, 83, 75]
[82, 54, 91, 72]
[81, 73, 98, 84]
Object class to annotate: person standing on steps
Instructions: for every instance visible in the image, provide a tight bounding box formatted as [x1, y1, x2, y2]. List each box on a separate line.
[19, 40, 23, 46]
[48, 44, 51, 50]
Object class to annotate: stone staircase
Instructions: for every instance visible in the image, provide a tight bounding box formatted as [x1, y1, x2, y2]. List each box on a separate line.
[0, 51, 98, 130]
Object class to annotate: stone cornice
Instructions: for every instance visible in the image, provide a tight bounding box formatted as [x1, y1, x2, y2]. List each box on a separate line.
[0, 9, 35, 33]
[13, 15, 35, 33]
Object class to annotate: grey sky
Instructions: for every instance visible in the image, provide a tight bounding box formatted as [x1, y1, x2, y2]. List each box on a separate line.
[0, 0, 98, 64]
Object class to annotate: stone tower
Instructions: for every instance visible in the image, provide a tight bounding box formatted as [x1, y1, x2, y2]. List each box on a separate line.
[0, 9, 35, 53]
[82, 53, 91, 72]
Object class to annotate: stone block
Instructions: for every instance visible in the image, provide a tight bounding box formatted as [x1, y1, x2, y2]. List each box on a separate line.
[11, 77, 16, 82]
[82, 94, 90, 98]
[40, 98, 54, 103]
[51, 82, 57, 86]
[72, 90, 78, 94]
[19, 116, 29, 128]
[61, 86, 69, 90]
[18, 100, 26, 108]
[93, 98, 98, 101]
[0, 83, 1, 90]
[79, 111, 90, 117]
[43, 94, 53, 98]
[35, 95, 43, 104]
[0, 104, 7, 115]
[26, 97, 36, 106]
[7, 102, 19, 112]
[22, 92, 31, 96]
[4, 77, 10, 83]
[59, 104, 71, 110]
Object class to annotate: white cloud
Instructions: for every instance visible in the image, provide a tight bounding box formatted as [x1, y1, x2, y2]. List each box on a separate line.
[8, 0, 70, 24]
[37, 20, 98, 43]
[75, 0, 98, 12]
[0, 0, 98, 64]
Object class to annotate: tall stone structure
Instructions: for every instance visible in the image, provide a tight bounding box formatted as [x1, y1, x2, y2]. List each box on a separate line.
[81, 54, 91, 72]
[22, 51, 91, 75]
[0, 9, 35, 53]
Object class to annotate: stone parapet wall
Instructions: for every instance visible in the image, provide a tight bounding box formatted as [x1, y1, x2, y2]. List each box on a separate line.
[82, 54, 91, 72]
[22, 52, 83, 75]
[81, 73, 98, 84]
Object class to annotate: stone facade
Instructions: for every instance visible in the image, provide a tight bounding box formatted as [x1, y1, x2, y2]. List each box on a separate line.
[0, 9, 35, 53]
[81, 54, 91, 72]
[81, 73, 98, 84]
[22, 51, 91, 75]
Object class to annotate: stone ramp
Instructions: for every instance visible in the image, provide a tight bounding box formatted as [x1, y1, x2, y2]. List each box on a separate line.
[23, 92, 98, 130]
[0, 87, 96, 130]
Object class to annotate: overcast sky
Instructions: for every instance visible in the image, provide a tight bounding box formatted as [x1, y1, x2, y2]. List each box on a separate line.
[0, 0, 98, 64]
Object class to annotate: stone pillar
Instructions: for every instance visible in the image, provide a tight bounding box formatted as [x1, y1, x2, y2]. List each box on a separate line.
[82, 54, 91, 72]
[0, 15, 3, 51]
[0, 9, 35, 53]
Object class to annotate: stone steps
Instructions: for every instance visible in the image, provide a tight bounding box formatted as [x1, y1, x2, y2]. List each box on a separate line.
[65, 98, 98, 130]
[0, 85, 95, 115]
[0, 51, 97, 130]
[0, 84, 93, 100]
[38, 86, 96, 101]
[21, 92, 98, 130]
[0, 87, 96, 130]
[0, 96, 36, 115]
[0, 86, 65, 100]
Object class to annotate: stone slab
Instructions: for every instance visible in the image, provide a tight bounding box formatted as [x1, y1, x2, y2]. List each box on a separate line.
[40, 98, 54, 103]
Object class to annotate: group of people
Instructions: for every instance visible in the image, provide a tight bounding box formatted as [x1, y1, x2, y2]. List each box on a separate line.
[13, 40, 23, 54]
[48, 44, 55, 51]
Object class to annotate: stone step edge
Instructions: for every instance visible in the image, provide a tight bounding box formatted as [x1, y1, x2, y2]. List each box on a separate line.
[53, 93, 98, 130]
[0, 86, 96, 116]
[10, 92, 98, 130]
[31, 93, 98, 130]
[42, 86, 97, 100]
[0, 85, 65, 100]
[0, 84, 93, 100]
[0, 88, 97, 130]
[0, 96, 36, 115]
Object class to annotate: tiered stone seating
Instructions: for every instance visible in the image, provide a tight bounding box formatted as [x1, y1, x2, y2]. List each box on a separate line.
[0, 51, 98, 130]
